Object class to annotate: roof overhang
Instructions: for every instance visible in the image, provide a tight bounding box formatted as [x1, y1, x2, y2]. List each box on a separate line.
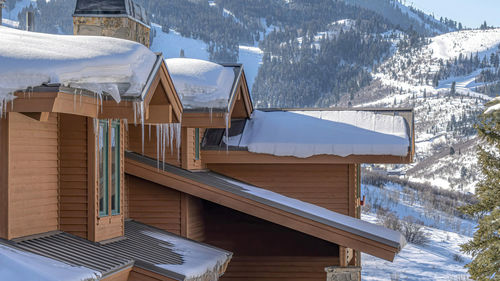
[181, 67, 253, 128]
[5, 59, 183, 124]
[125, 152, 406, 261]
[201, 108, 414, 164]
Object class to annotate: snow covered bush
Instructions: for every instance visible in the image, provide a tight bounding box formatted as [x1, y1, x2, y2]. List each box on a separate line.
[400, 216, 429, 245]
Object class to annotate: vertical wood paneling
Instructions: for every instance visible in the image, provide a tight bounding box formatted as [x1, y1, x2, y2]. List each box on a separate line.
[0, 115, 9, 239]
[208, 164, 351, 215]
[59, 114, 88, 239]
[8, 113, 59, 239]
[126, 175, 182, 235]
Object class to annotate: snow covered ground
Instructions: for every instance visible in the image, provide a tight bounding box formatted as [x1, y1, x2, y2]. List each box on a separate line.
[361, 182, 474, 280]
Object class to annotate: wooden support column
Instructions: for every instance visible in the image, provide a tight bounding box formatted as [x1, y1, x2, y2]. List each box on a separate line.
[340, 246, 354, 267]
[0, 114, 9, 239]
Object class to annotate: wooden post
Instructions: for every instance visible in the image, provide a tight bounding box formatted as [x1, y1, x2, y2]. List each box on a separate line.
[340, 246, 354, 267]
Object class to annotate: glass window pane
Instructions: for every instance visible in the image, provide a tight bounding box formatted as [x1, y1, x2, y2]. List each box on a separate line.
[98, 120, 109, 217]
[111, 121, 120, 215]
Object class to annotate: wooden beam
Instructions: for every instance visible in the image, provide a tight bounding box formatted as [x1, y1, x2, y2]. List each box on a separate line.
[339, 246, 354, 267]
[202, 150, 412, 165]
[125, 158, 400, 261]
[182, 112, 231, 128]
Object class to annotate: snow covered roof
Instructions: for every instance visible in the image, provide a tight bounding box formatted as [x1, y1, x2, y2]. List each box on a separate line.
[126, 152, 407, 260]
[74, 0, 148, 26]
[217, 110, 411, 158]
[0, 242, 101, 281]
[9, 221, 232, 281]
[0, 26, 158, 106]
[165, 58, 239, 111]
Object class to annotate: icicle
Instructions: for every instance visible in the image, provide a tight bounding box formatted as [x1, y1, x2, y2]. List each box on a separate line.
[156, 125, 160, 169]
[224, 112, 229, 152]
[162, 124, 166, 170]
[133, 102, 137, 124]
[79, 89, 82, 106]
[148, 124, 151, 141]
[169, 124, 174, 155]
[99, 94, 103, 113]
[123, 119, 129, 131]
[140, 102, 145, 155]
[175, 123, 181, 162]
[93, 118, 99, 136]
[209, 107, 213, 123]
[73, 92, 77, 112]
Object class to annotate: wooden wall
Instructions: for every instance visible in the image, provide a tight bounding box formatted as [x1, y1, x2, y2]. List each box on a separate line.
[127, 125, 180, 167]
[59, 114, 88, 238]
[7, 113, 59, 239]
[203, 202, 339, 281]
[128, 267, 177, 281]
[126, 175, 182, 235]
[184, 195, 205, 241]
[208, 164, 352, 215]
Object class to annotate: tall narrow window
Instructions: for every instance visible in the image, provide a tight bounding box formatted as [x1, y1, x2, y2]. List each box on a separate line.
[98, 120, 121, 217]
[111, 121, 120, 215]
[195, 128, 200, 160]
[98, 120, 109, 217]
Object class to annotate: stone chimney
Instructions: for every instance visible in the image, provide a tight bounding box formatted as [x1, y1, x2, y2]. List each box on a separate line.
[72, 0, 150, 47]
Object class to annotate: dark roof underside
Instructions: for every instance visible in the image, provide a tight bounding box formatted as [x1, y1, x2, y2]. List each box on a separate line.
[74, 0, 148, 25]
[7, 221, 231, 280]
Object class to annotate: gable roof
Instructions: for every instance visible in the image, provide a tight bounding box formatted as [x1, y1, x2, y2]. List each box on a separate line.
[202, 108, 415, 164]
[165, 58, 253, 128]
[73, 0, 149, 26]
[0, 27, 182, 123]
[125, 152, 406, 261]
[5, 220, 232, 281]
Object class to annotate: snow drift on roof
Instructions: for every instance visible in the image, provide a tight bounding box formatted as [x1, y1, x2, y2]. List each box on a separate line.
[165, 58, 235, 110]
[0, 26, 157, 104]
[0, 243, 100, 281]
[227, 110, 409, 158]
[142, 230, 231, 280]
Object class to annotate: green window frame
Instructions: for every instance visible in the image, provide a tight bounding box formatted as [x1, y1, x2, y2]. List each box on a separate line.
[98, 120, 109, 217]
[98, 120, 121, 217]
[195, 128, 200, 160]
[111, 121, 120, 215]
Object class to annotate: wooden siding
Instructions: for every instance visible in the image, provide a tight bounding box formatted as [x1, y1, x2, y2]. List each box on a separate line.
[203, 202, 339, 281]
[127, 125, 180, 167]
[8, 112, 59, 239]
[208, 164, 351, 215]
[185, 195, 205, 241]
[126, 175, 182, 235]
[128, 267, 177, 281]
[221, 256, 336, 281]
[59, 114, 88, 239]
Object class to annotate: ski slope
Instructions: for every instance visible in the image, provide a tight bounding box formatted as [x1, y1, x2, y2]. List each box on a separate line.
[361, 183, 474, 280]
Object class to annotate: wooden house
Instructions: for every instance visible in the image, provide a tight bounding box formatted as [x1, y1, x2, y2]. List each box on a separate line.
[0, 1, 414, 280]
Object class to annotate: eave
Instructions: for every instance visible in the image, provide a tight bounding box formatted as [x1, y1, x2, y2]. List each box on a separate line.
[5, 60, 183, 124]
[201, 150, 413, 164]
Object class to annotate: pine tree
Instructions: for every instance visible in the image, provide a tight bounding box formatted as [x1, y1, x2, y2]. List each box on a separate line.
[460, 98, 500, 281]
[451, 81, 456, 96]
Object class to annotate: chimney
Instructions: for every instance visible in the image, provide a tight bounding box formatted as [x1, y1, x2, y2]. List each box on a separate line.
[72, 0, 150, 47]
[26, 11, 35, 31]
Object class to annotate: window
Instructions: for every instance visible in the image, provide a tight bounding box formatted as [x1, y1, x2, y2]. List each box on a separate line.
[195, 128, 200, 160]
[98, 120, 121, 217]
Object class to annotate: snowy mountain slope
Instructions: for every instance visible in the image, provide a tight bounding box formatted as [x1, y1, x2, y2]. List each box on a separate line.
[361, 182, 475, 280]
[1, 0, 36, 23]
[353, 29, 500, 193]
[150, 23, 263, 91]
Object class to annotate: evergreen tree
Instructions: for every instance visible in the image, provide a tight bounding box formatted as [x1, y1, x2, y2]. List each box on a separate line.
[450, 81, 456, 96]
[460, 98, 500, 281]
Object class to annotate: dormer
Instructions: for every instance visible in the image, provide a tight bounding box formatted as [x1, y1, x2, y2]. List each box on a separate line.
[73, 0, 151, 47]
[165, 58, 253, 170]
